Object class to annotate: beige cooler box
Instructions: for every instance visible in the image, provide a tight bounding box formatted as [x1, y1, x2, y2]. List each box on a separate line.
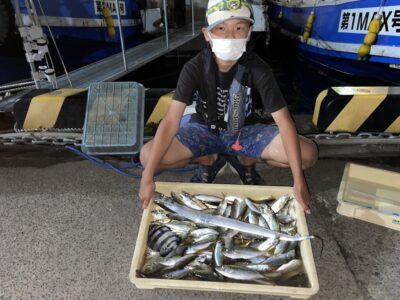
[129, 182, 319, 299]
[337, 163, 400, 230]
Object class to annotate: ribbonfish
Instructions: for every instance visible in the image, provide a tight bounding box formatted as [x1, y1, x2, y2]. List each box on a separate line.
[153, 192, 314, 242]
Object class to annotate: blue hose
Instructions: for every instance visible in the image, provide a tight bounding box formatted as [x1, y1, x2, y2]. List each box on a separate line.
[65, 146, 197, 179]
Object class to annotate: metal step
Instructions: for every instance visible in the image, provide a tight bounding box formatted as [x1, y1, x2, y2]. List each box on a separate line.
[44, 23, 203, 89]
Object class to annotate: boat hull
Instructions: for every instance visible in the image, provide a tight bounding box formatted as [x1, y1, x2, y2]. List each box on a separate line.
[267, 0, 400, 83]
[1, 0, 142, 85]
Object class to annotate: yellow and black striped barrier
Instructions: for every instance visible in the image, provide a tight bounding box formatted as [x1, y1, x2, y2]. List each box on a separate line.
[313, 87, 400, 133]
[13, 88, 87, 129]
[146, 91, 174, 125]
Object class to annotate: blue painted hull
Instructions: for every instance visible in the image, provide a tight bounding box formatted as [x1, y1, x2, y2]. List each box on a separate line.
[267, 0, 400, 83]
[1, 0, 142, 85]
[16, 1, 141, 41]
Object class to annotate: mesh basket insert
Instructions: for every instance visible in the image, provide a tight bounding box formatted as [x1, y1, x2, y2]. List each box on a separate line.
[82, 82, 145, 155]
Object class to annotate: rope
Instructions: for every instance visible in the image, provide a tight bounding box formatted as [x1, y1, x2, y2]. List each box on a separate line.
[36, 0, 73, 88]
[378, 0, 385, 15]
[65, 146, 198, 179]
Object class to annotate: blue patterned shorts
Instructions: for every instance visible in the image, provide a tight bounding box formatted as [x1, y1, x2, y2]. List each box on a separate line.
[176, 115, 280, 159]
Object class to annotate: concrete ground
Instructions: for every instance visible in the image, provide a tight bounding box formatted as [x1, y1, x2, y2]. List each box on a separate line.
[0, 145, 399, 300]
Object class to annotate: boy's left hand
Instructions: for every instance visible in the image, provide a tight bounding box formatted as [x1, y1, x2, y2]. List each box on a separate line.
[293, 180, 311, 215]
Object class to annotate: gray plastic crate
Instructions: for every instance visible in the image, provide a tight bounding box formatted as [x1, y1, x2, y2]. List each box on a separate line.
[82, 82, 145, 155]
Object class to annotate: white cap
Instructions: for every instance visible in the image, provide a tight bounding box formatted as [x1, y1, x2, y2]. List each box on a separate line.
[206, 0, 254, 30]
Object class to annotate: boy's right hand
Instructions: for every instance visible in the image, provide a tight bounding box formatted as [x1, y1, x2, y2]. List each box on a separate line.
[139, 177, 155, 209]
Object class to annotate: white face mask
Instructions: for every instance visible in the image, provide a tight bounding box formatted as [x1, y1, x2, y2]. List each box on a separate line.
[207, 30, 251, 61]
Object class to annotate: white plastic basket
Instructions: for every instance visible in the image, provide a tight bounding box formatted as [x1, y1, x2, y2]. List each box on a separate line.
[82, 82, 145, 155]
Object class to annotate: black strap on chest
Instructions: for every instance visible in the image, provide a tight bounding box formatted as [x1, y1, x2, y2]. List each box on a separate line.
[201, 47, 251, 133]
[202, 48, 219, 132]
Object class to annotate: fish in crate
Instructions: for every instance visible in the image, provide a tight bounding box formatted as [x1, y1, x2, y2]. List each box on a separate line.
[137, 191, 316, 285]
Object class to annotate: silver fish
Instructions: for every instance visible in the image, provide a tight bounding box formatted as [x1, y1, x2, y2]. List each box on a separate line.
[193, 194, 223, 204]
[243, 207, 251, 221]
[151, 210, 168, 220]
[141, 253, 163, 274]
[217, 198, 229, 215]
[202, 208, 218, 215]
[288, 199, 296, 218]
[264, 249, 296, 267]
[214, 240, 223, 267]
[276, 259, 303, 272]
[260, 205, 280, 232]
[146, 247, 159, 258]
[154, 218, 173, 224]
[166, 212, 190, 222]
[276, 214, 296, 225]
[265, 259, 303, 280]
[185, 242, 213, 254]
[250, 238, 279, 252]
[197, 251, 213, 264]
[244, 197, 261, 214]
[193, 234, 219, 244]
[231, 198, 247, 219]
[155, 220, 196, 234]
[179, 191, 208, 210]
[274, 240, 290, 255]
[222, 229, 238, 251]
[185, 261, 213, 273]
[248, 256, 269, 264]
[215, 265, 266, 281]
[186, 262, 219, 280]
[276, 266, 304, 282]
[170, 192, 186, 205]
[225, 229, 239, 238]
[162, 268, 190, 279]
[253, 195, 275, 203]
[223, 205, 232, 218]
[245, 264, 273, 272]
[285, 241, 298, 253]
[248, 211, 259, 225]
[258, 216, 270, 229]
[281, 222, 297, 235]
[271, 195, 290, 213]
[223, 246, 265, 259]
[277, 199, 291, 217]
[160, 254, 196, 268]
[153, 193, 313, 242]
[222, 235, 233, 250]
[224, 195, 244, 203]
[190, 228, 219, 238]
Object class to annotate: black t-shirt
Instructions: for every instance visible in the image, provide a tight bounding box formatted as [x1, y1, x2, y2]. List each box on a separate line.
[173, 50, 286, 124]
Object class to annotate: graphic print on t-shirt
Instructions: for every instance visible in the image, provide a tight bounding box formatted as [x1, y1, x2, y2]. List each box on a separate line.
[217, 86, 228, 120]
[199, 86, 228, 121]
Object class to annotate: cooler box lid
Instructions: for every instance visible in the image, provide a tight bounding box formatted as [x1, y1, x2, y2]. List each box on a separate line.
[337, 163, 400, 231]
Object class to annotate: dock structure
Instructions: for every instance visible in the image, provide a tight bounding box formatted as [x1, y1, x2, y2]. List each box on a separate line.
[44, 23, 203, 89]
